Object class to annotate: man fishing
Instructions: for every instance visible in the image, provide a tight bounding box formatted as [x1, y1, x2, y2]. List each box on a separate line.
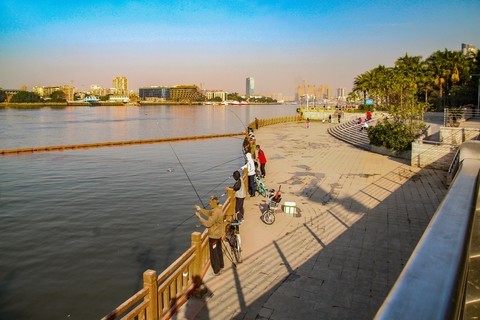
[195, 196, 224, 275]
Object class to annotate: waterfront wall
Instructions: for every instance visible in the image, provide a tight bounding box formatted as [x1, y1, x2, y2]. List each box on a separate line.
[440, 127, 480, 144]
[410, 126, 480, 171]
[411, 140, 458, 170]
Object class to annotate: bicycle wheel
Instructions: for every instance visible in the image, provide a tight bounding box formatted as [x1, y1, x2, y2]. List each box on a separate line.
[232, 234, 242, 263]
[261, 210, 275, 225]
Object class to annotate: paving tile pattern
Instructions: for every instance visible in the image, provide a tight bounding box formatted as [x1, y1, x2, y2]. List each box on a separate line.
[174, 121, 447, 320]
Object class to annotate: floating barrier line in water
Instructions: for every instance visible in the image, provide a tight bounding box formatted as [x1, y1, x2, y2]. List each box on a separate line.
[0, 132, 244, 155]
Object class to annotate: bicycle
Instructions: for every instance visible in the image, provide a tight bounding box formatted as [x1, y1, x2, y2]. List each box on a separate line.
[225, 218, 242, 263]
[254, 173, 267, 197]
[261, 186, 282, 225]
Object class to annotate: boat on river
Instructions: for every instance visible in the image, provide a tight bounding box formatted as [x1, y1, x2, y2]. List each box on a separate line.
[83, 96, 100, 103]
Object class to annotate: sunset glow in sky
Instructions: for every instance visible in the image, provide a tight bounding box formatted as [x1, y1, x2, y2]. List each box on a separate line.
[1, 0, 479, 97]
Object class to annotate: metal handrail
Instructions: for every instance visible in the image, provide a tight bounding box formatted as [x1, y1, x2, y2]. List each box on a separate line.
[375, 140, 480, 319]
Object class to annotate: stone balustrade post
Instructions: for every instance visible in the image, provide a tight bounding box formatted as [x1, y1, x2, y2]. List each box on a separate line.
[143, 269, 158, 320]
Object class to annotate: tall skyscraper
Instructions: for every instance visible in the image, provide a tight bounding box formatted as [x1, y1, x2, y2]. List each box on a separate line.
[246, 77, 255, 97]
[113, 76, 128, 95]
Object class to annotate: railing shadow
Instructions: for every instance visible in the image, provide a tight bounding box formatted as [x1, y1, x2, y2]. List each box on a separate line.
[195, 162, 447, 319]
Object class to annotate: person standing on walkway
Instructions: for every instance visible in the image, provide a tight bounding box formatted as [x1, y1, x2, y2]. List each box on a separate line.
[306, 118, 310, 129]
[365, 110, 372, 121]
[256, 145, 267, 178]
[241, 152, 256, 197]
[229, 170, 246, 221]
[195, 196, 224, 275]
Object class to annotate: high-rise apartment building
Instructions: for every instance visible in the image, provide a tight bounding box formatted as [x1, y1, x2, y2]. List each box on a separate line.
[295, 81, 331, 101]
[336, 87, 346, 100]
[113, 76, 128, 95]
[246, 77, 255, 97]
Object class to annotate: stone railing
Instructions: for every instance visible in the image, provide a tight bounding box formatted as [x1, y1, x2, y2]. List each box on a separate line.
[375, 140, 480, 319]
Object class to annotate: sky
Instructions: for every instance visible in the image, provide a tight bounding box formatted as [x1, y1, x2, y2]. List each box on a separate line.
[0, 0, 479, 98]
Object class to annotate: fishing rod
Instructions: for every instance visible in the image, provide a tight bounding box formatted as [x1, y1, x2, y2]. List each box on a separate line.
[156, 121, 206, 209]
[200, 177, 231, 200]
[191, 156, 244, 176]
[227, 108, 247, 129]
[172, 192, 228, 230]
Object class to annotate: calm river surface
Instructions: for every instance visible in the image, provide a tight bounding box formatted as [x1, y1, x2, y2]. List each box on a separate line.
[0, 104, 297, 319]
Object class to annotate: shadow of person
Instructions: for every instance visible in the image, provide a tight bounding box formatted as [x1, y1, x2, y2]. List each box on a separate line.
[172, 275, 211, 319]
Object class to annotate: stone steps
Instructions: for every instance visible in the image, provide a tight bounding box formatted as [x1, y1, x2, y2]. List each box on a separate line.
[327, 120, 371, 150]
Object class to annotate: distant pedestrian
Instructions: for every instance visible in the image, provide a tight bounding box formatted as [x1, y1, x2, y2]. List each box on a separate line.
[241, 152, 256, 197]
[337, 113, 341, 123]
[255, 117, 259, 129]
[365, 110, 372, 121]
[256, 145, 267, 178]
[195, 196, 224, 275]
[328, 114, 332, 123]
[306, 118, 310, 129]
[229, 170, 246, 221]
[360, 121, 369, 131]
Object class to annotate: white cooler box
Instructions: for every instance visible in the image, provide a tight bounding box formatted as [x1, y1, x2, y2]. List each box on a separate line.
[284, 201, 297, 216]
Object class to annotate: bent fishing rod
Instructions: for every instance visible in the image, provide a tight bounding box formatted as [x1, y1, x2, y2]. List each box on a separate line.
[156, 121, 206, 209]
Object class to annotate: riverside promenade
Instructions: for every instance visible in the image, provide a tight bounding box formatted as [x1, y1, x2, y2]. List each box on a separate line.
[175, 120, 448, 320]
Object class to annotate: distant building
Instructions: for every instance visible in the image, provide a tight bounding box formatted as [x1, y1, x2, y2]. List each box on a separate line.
[90, 85, 111, 96]
[170, 85, 204, 102]
[461, 43, 477, 56]
[139, 86, 170, 100]
[60, 85, 75, 101]
[246, 77, 255, 97]
[205, 90, 227, 101]
[295, 80, 331, 101]
[336, 87, 346, 100]
[112, 76, 128, 95]
[3, 89, 22, 102]
[32, 85, 76, 101]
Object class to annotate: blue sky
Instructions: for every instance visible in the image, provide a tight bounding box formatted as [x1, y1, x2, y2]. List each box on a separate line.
[1, 0, 479, 97]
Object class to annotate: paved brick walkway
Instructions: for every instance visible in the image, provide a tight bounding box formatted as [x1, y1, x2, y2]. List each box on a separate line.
[175, 121, 447, 320]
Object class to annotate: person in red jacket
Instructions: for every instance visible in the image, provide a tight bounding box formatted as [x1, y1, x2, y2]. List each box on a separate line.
[256, 145, 267, 178]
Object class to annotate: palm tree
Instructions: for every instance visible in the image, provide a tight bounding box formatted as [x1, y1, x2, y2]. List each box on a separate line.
[393, 54, 424, 124]
[425, 49, 471, 109]
[353, 71, 373, 105]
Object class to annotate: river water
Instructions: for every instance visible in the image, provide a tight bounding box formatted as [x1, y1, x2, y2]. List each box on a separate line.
[0, 104, 298, 320]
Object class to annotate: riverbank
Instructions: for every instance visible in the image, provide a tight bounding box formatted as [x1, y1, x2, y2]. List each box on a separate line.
[0, 101, 288, 108]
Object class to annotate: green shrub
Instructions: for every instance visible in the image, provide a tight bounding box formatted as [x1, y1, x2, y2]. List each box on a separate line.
[367, 119, 415, 152]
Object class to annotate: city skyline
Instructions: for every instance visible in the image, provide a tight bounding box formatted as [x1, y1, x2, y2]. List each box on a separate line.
[1, 1, 479, 96]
